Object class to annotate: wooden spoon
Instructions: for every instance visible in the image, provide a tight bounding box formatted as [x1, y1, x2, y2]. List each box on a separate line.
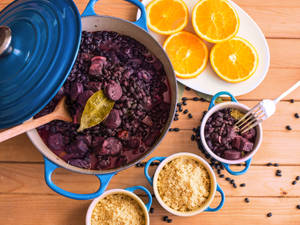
[0, 97, 72, 143]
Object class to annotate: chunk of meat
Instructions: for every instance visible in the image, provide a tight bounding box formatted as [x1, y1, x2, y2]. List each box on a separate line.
[105, 81, 122, 101]
[103, 109, 121, 129]
[47, 133, 64, 151]
[99, 137, 123, 156]
[223, 150, 241, 160]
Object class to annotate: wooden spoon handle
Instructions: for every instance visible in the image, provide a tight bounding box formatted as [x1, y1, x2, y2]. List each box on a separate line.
[0, 112, 58, 143]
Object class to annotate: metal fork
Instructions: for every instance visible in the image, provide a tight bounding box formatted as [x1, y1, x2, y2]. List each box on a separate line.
[235, 81, 300, 133]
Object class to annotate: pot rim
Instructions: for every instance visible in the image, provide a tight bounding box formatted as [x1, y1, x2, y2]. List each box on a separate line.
[200, 102, 263, 164]
[85, 188, 150, 225]
[152, 152, 218, 216]
[27, 14, 177, 175]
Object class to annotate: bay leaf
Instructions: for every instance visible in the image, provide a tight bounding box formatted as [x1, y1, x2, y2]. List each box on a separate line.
[78, 90, 115, 132]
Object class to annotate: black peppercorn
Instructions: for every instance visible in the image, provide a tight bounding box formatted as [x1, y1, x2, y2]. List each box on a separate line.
[191, 135, 195, 141]
[267, 212, 272, 217]
[297, 205, 300, 209]
[240, 183, 246, 187]
[286, 125, 292, 130]
[183, 109, 188, 114]
[182, 101, 187, 106]
[244, 198, 250, 203]
[185, 87, 191, 91]
[163, 216, 168, 221]
[274, 163, 279, 167]
[188, 113, 193, 118]
[173, 128, 180, 132]
[292, 181, 297, 185]
[266, 162, 273, 166]
[219, 174, 224, 178]
[166, 218, 173, 223]
[295, 113, 299, 118]
[296, 176, 300, 181]
[182, 97, 188, 101]
[290, 99, 295, 103]
[150, 208, 154, 214]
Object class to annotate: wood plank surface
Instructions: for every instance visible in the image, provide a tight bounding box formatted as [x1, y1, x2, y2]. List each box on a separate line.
[0, 195, 299, 225]
[1, 0, 300, 225]
[1, 163, 300, 197]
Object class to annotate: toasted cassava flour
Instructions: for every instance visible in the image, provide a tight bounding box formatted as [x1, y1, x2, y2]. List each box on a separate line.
[157, 157, 211, 212]
[91, 193, 146, 225]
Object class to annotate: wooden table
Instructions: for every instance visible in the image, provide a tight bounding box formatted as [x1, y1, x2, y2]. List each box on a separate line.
[1, 0, 300, 224]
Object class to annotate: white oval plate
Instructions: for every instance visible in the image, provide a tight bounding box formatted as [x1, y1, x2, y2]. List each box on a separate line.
[139, 0, 270, 96]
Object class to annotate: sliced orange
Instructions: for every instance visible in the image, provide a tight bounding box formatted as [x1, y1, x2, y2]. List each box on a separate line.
[163, 31, 208, 79]
[210, 37, 259, 83]
[192, 0, 240, 43]
[146, 0, 188, 35]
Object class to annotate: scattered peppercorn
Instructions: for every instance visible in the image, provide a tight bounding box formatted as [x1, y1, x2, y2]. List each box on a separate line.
[286, 125, 292, 130]
[166, 218, 173, 223]
[295, 113, 300, 119]
[267, 212, 272, 217]
[185, 87, 191, 91]
[182, 97, 188, 101]
[178, 107, 183, 112]
[182, 101, 187, 106]
[150, 208, 154, 214]
[274, 163, 279, 167]
[297, 205, 300, 209]
[276, 169, 281, 173]
[244, 198, 250, 203]
[193, 128, 197, 133]
[188, 113, 193, 118]
[266, 162, 273, 166]
[192, 97, 200, 101]
[169, 128, 173, 132]
[163, 216, 168, 221]
[233, 183, 237, 188]
[240, 183, 246, 187]
[183, 109, 188, 114]
[292, 181, 297, 185]
[174, 117, 178, 121]
[135, 163, 143, 167]
[226, 177, 231, 181]
[217, 169, 221, 174]
[290, 99, 295, 103]
[219, 174, 224, 178]
[230, 180, 235, 184]
[177, 103, 181, 107]
[296, 176, 300, 181]
[173, 128, 180, 132]
[191, 135, 195, 141]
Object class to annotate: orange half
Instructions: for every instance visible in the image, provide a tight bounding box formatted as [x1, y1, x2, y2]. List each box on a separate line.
[163, 31, 208, 79]
[147, 0, 189, 35]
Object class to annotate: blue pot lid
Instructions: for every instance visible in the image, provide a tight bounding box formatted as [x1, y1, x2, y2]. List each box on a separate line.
[0, 0, 81, 129]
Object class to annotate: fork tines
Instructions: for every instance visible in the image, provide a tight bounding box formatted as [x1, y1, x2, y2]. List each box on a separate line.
[235, 103, 263, 133]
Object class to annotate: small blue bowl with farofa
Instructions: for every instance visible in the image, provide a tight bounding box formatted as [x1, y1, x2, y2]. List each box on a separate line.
[144, 152, 225, 216]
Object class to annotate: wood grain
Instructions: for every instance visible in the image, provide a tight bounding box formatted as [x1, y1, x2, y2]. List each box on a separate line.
[0, 194, 299, 225]
[0, 163, 300, 197]
[0, 0, 300, 224]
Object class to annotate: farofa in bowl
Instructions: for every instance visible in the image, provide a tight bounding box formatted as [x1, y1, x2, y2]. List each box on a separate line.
[157, 156, 211, 212]
[91, 193, 146, 225]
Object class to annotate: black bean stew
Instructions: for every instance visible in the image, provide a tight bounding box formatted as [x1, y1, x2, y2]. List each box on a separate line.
[35, 31, 171, 170]
[204, 108, 256, 160]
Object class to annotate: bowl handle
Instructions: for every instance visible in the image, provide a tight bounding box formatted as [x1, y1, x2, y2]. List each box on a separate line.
[222, 158, 252, 176]
[209, 91, 238, 110]
[205, 184, 225, 212]
[82, 0, 148, 32]
[144, 157, 166, 186]
[125, 186, 153, 211]
[44, 157, 116, 200]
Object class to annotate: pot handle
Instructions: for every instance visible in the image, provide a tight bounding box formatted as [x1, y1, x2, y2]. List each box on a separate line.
[82, 0, 148, 32]
[125, 186, 153, 211]
[144, 157, 166, 186]
[44, 157, 116, 200]
[205, 184, 225, 212]
[209, 91, 238, 110]
[222, 158, 252, 176]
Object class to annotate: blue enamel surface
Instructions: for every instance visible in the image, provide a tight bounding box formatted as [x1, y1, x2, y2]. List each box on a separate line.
[44, 157, 116, 200]
[82, 0, 148, 31]
[209, 91, 238, 109]
[222, 158, 252, 176]
[125, 186, 153, 211]
[205, 184, 225, 212]
[144, 157, 166, 186]
[0, 0, 81, 128]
